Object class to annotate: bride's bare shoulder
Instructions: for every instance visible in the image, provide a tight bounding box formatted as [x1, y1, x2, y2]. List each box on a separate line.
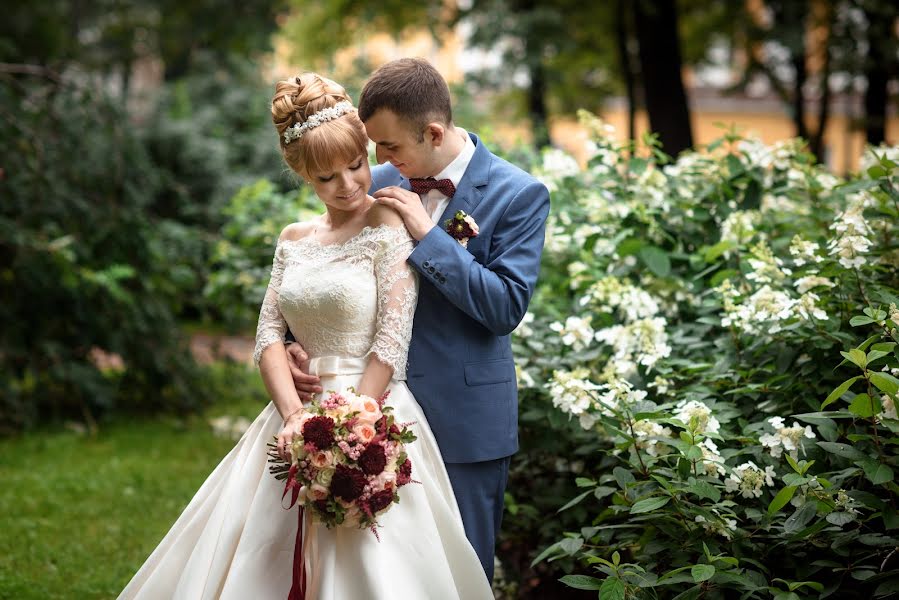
[364, 201, 405, 229]
[278, 220, 319, 242]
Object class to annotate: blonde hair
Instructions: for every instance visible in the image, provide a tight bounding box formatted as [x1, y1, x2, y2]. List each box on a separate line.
[271, 73, 368, 179]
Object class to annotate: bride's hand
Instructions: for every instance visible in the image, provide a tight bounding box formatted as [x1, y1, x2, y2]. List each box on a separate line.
[277, 411, 304, 462]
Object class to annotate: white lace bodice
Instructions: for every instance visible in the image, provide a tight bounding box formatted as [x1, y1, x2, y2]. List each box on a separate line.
[253, 224, 418, 379]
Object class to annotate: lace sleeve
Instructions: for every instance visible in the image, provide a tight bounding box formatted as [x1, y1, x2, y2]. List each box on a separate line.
[367, 226, 419, 380]
[253, 241, 288, 367]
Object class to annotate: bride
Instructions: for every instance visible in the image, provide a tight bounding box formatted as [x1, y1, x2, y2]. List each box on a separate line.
[118, 73, 493, 599]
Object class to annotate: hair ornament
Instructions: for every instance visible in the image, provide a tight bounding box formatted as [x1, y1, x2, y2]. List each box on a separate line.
[283, 101, 355, 145]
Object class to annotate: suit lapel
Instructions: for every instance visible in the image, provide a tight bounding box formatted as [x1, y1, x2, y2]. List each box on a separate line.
[436, 133, 491, 226]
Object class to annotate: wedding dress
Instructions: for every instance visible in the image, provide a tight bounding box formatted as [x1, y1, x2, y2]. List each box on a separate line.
[119, 223, 493, 600]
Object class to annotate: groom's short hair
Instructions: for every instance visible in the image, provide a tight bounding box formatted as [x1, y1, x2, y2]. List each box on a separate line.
[358, 58, 453, 139]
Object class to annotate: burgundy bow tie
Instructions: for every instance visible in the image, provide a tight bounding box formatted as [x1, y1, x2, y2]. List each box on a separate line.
[409, 177, 456, 198]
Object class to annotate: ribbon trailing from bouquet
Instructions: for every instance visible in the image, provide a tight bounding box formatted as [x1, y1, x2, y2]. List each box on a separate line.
[283, 464, 306, 600]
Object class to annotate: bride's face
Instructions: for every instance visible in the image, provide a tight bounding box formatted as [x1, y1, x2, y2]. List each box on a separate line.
[308, 153, 372, 214]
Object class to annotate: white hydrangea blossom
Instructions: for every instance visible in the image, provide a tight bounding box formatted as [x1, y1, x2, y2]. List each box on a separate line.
[794, 292, 829, 322]
[632, 419, 672, 457]
[593, 377, 649, 416]
[860, 144, 899, 172]
[879, 394, 897, 421]
[719, 210, 761, 246]
[789, 236, 824, 267]
[720, 284, 796, 335]
[725, 461, 776, 499]
[595, 317, 672, 373]
[827, 198, 874, 270]
[759, 416, 816, 459]
[579, 276, 662, 322]
[515, 364, 536, 389]
[547, 369, 602, 430]
[889, 303, 899, 326]
[794, 275, 834, 294]
[700, 439, 727, 478]
[647, 375, 673, 395]
[550, 316, 595, 351]
[674, 400, 720, 434]
[746, 242, 791, 284]
[695, 511, 738, 539]
[514, 311, 535, 338]
[538, 149, 581, 191]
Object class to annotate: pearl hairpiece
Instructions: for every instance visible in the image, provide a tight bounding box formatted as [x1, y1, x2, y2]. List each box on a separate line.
[283, 101, 355, 145]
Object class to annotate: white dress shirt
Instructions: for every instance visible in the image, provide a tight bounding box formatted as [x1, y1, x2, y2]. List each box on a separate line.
[419, 129, 476, 224]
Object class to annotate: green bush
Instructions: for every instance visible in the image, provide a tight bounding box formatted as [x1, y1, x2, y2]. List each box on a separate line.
[514, 114, 899, 599]
[203, 179, 321, 332]
[0, 75, 209, 430]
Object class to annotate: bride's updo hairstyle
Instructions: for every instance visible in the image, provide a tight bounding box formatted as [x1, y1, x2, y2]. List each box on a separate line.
[271, 73, 368, 179]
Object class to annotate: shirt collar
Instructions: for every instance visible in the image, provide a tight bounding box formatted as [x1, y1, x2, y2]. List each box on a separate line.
[433, 129, 475, 189]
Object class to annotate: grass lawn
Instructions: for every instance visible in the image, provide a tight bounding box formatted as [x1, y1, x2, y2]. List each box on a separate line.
[0, 362, 269, 600]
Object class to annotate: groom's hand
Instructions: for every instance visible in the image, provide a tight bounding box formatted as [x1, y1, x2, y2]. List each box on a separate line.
[373, 187, 435, 241]
[285, 343, 321, 400]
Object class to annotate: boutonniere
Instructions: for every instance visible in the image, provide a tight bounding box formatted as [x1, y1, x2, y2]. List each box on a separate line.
[444, 210, 479, 248]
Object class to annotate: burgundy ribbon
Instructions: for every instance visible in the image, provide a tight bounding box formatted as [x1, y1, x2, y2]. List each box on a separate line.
[283, 465, 306, 600]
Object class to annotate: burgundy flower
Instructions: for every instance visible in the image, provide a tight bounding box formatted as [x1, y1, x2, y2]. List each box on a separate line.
[358, 443, 387, 475]
[397, 458, 412, 486]
[313, 499, 330, 515]
[302, 416, 335, 450]
[331, 464, 366, 501]
[367, 488, 395, 513]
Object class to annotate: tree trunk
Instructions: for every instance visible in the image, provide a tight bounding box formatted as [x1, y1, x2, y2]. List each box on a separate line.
[528, 60, 550, 149]
[862, 3, 892, 146]
[809, 4, 833, 162]
[632, 0, 693, 156]
[616, 0, 637, 142]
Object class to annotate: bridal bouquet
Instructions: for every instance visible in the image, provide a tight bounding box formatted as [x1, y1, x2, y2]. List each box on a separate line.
[268, 389, 417, 530]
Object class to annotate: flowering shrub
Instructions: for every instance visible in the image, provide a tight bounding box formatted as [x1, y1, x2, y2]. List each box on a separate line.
[516, 113, 899, 598]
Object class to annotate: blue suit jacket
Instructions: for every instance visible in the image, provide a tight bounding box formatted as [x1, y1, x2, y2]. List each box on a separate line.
[371, 133, 550, 463]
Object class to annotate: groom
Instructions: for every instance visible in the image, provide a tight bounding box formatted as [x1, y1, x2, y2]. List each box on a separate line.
[286, 58, 550, 581]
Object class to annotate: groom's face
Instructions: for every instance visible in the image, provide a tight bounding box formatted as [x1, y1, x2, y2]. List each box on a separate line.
[364, 109, 436, 179]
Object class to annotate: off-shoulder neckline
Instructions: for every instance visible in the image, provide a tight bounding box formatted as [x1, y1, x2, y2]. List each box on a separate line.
[278, 223, 406, 249]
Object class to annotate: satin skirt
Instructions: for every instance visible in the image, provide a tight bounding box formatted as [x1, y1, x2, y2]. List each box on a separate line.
[118, 356, 493, 600]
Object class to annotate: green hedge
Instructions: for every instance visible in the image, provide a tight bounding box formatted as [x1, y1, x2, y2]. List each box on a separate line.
[514, 113, 899, 599]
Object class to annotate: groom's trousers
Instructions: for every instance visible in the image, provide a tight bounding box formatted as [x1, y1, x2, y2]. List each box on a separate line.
[444, 456, 511, 582]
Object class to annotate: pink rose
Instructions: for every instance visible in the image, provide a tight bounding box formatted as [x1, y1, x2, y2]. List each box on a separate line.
[353, 423, 377, 444]
[309, 483, 329, 501]
[310, 450, 334, 469]
[348, 394, 381, 424]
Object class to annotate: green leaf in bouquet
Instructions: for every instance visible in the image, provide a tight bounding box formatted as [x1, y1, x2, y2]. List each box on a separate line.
[630, 496, 671, 514]
[820, 376, 861, 409]
[768, 486, 798, 516]
[871, 371, 899, 396]
[848, 393, 880, 418]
